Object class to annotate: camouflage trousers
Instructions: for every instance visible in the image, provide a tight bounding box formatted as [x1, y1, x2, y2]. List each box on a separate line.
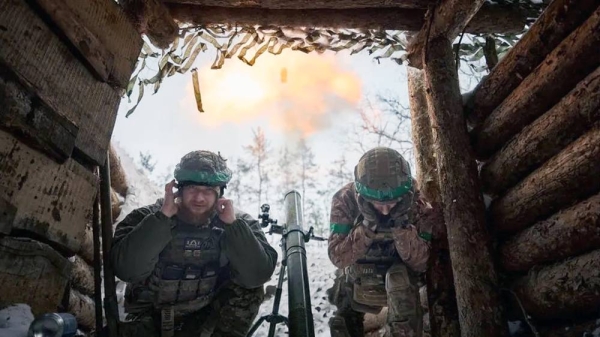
[328, 263, 423, 337]
[117, 282, 265, 337]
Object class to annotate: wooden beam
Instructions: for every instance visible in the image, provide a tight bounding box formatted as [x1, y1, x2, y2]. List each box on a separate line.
[165, 0, 436, 9]
[465, 0, 600, 128]
[120, 0, 179, 49]
[405, 0, 486, 68]
[422, 36, 506, 337]
[167, 3, 526, 33]
[408, 66, 461, 337]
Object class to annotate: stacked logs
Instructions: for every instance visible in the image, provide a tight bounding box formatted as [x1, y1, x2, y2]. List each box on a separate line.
[466, 0, 600, 334]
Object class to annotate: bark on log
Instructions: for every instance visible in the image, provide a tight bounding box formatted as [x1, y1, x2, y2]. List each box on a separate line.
[491, 126, 600, 234]
[408, 66, 460, 337]
[512, 248, 600, 320]
[168, 3, 526, 33]
[423, 37, 506, 337]
[120, 0, 179, 49]
[69, 255, 95, 296]
[499, 192, 600, 272]
[465, 0, 600, 128]
[472, 7, 600, 158]
[164, 0, 437, 9]
[406, 0, 487, 68]
[480, 66, 600, 196]
[68, 289, 96, 330]
[108, 145, 129, 197]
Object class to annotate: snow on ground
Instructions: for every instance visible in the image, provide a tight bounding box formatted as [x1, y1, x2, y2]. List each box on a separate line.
[0, 304, 34, 337]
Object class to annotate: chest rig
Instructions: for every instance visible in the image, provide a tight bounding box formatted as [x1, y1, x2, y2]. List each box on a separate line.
[126, 220, 227, 316]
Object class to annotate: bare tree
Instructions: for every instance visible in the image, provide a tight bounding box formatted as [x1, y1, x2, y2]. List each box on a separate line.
[244, 127, 271, 209]
[228, 158, 252, 208]
[139, 151, 157, 172]
[297, 139, 317, 200]
[278, 146, 298, 194]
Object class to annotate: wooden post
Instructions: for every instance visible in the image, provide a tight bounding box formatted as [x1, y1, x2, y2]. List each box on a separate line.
[422, 36, 507, 337]
[408, 66, 460, 337]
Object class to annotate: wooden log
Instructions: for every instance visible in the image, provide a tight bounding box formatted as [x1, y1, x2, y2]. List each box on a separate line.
[405, 0, 486, 68]
[491, 126, 600, 234]
[69, 255, 95, 296]
[109, 145, 129, 197]
[0, 129, 98, 254]
[480, 66, 600, 196]
[499, 192, 600, 272]
[120, 0, 178, 49]
[168, 3, 527, 33]
[465, 0, 600, 127]
[164, 0, 437, 9]
[68, 289, 96, 330]
[0, 237, 72, 315]
[423, 36, 506, 337]
[472, 7, 600, 158]
[512, 248, 600, 320]
[34, 0, 142, 89]
[0, 65, 78, 163]
[0, 0, 130, 165]
[408, 66, 460, 337]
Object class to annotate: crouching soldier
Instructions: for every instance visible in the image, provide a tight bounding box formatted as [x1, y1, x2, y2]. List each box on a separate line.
[111, 150, 278, 337]
[328, 147, 436, 337]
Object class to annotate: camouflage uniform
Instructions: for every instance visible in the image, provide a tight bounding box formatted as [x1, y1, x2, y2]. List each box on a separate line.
[327, 148, 435, 337]
[110, 151, 278, 337]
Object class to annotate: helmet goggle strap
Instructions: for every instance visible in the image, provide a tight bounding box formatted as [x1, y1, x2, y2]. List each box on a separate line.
[355, 180, 413, 202]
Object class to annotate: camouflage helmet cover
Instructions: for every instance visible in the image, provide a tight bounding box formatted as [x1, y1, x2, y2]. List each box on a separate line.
[174, 150, 232, 186]
[354, 147, 413, 202]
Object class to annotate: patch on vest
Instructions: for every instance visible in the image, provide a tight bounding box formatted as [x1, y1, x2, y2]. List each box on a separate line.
[184, 237, 216, 250]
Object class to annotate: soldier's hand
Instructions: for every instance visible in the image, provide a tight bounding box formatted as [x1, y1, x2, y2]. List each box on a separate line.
[161, 180, 179, 218]
[217, 198, 236, 224]
[351, 224, 375, 248]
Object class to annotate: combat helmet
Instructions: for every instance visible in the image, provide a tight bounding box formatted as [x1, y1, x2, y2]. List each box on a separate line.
[354, 147, 413, 203]
[174, 150, 232, 188]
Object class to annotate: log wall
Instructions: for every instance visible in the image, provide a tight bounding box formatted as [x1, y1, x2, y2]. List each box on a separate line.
[0, 0, 140, 333]
[467, 0, 600, 333]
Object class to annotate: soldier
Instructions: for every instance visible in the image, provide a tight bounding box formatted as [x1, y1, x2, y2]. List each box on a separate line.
[110, 150, 278, 337]
[327, 147, 435, 337]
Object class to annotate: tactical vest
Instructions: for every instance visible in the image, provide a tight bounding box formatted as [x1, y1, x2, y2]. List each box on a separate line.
[125, 221, 227, 316]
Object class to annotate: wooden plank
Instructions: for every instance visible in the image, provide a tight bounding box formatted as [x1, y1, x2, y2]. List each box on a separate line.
[33, 0, 142, 88]
[465, 0, 600, 128]
[168, 3, 527, 33]
[0, 64, 78, 163]
[0, 236, 72, 316]
[0, 129, 99, 254]
[0, 0, 123, 165]
[405, 0, 487, 68]
[164, 0, 437, 9]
